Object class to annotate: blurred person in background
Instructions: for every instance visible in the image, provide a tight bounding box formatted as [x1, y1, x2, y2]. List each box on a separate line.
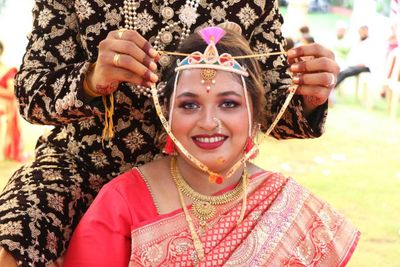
[301, 35, 316, 45]
[380, 21, 399, 98]
[0, 40, 22, 162]
[386, 22, 398, 56]
[284, 37, 295, 51]
[378, 0, 400, 99]
[335, 25, 373, 87]
[329, 21, 350, 106]
[297, 25, 316, 46]
[332, 21, 351, 70]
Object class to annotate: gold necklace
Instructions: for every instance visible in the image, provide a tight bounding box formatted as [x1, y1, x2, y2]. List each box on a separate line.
[170, 157, 249, 262]
[170, 157, 247, 227]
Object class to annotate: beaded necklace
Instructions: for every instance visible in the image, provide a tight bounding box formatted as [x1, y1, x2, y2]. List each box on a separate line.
[122, 0, 200, 96]
[123, 0, 200, 53]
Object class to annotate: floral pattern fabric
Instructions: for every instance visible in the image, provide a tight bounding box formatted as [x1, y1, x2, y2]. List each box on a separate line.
[0, 0, 327, 266]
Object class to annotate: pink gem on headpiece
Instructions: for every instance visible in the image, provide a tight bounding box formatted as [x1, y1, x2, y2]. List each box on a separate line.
[199, 26, 226, 45]
[175, 26, 249, 77]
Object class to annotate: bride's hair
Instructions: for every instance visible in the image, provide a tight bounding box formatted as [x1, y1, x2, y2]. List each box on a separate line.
[162, 28, 267, 128]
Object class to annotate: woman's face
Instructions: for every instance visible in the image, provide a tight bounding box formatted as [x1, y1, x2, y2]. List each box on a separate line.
[171, 69, 251, 173]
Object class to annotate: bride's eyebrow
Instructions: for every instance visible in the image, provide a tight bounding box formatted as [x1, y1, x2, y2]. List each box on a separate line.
[176, 92, 198, 98]
[217, 91, 242, 97]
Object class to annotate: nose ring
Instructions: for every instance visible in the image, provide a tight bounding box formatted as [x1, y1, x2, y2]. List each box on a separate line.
[213, 117, 222, 134]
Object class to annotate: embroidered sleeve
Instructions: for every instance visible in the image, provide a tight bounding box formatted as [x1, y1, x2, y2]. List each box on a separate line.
[15, 0, 102, 126]
[249, 1, 327, 139]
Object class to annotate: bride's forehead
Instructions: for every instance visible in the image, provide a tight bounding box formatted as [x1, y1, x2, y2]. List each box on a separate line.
[180, 68, 233, 75]
[178, 70, 243, 85]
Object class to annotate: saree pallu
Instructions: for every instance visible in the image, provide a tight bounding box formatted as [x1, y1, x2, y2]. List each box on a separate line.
[130, 172, 360, 266]
[0, 67, 22, 162]
[0, 67, 17, 89]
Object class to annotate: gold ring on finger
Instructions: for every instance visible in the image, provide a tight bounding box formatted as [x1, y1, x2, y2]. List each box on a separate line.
[117, 28, 127, 40]
[113, 53, 121, 67]
[328, 73, 336, 88]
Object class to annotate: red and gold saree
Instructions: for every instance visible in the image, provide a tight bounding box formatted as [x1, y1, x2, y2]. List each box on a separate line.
[129, 171, 359, 266]
[65, 168, 359, 266]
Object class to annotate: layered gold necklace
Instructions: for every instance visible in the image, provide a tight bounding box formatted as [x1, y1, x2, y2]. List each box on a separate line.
[170, 156, 247, 227]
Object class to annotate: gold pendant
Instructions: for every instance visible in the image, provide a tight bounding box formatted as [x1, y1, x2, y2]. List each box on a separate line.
[192, 200, 216, 224]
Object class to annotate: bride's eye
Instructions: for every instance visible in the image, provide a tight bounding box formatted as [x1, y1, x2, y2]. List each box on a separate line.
[179, 101, 200, 110]
[220, 100, 240, 108]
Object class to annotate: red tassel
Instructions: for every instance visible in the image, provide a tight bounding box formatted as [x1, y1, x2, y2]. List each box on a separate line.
[209, 174, 224, 184]
[163, 136, 175, 155]
[245, 137, 258, 160]
[215, 176, 224, 184]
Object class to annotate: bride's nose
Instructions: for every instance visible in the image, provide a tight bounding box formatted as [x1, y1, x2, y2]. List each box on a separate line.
[197, 108, 219, 132]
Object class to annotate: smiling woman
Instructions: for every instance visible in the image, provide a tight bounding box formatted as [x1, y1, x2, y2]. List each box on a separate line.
[63, 26, 360, 267]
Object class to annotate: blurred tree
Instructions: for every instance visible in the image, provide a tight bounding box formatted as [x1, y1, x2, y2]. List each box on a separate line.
[0, 0, 7, 13]
[376, 0, 391, 16]
[330, 0, 354, 9]
[279, 0, 289, 7]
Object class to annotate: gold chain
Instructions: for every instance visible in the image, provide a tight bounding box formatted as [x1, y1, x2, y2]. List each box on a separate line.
[175, 178, 206, 261]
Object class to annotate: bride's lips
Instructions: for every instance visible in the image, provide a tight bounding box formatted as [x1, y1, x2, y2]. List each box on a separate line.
[192, 134, 227, 150]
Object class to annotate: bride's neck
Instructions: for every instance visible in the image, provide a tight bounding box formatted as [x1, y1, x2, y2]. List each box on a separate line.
[174, 156, 244, 196]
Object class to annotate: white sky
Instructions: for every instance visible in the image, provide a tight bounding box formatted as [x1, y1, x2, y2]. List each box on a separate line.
[0, 0, 34, 67]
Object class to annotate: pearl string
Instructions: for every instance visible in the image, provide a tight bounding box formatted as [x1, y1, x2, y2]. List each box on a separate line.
[122, 0, 201, 96]
[122, 0, 236, 97]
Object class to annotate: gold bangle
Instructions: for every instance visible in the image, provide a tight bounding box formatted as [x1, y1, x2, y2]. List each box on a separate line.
[83, 63, 101, 97]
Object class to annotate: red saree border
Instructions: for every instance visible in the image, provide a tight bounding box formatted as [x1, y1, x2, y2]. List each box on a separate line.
[338, 232, 360, 267]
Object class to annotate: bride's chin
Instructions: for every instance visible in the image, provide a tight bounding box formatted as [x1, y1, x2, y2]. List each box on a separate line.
[176, 155, 226, 173]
